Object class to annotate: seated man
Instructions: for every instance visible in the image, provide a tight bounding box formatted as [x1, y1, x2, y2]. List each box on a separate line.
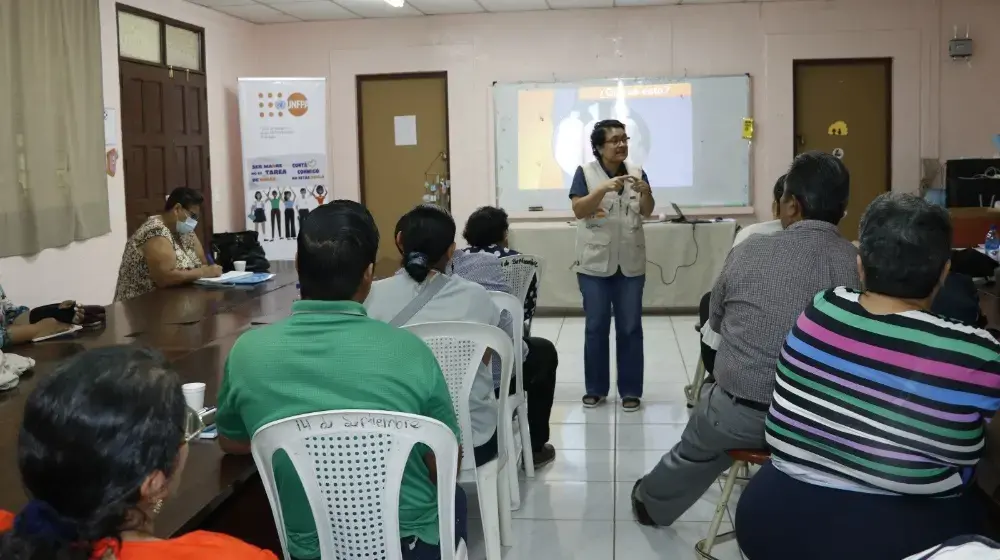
[215, 201, 464, 560]
[389, 209, 558, 467]
[632, 151, 861, 527]
[731, 174, 787, 247]
[698, 175, 787, 383]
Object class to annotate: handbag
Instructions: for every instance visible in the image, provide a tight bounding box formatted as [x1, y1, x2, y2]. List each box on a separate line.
[211, 231, 271, 273]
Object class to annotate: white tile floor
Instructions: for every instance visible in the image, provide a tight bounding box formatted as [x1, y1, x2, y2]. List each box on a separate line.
[461, 315, 746, 560]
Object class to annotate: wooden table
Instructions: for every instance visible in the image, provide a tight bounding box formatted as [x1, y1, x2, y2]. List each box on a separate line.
[0, 262, 299, 551]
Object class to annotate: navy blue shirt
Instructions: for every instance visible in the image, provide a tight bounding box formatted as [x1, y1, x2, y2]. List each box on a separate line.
[568, 163, 650, 199]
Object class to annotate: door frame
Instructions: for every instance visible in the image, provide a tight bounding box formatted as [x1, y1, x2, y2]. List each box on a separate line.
[355, 72, 450, 206]
[792, 58, 893, 192]
[116, 4, 213, 237]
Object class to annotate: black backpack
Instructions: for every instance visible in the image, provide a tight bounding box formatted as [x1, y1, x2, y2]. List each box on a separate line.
[211, 231, 270, 273]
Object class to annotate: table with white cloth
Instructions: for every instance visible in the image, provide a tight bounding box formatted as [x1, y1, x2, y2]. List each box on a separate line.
[508, 220, 737, 311]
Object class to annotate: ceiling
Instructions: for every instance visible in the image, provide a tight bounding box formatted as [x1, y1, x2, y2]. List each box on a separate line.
[186, 0, 802, 23]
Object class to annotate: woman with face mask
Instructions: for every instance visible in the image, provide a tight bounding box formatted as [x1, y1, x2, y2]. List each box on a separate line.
[113, 187, 222, 301]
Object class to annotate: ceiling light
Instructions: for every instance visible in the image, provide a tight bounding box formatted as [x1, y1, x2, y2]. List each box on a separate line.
[384, 0, 405, 7]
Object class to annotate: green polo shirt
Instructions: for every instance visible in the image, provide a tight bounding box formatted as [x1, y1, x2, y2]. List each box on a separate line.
[215, 300, 459, 560]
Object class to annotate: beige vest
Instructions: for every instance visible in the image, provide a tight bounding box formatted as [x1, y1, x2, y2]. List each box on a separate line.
[573, 160, 646, 277]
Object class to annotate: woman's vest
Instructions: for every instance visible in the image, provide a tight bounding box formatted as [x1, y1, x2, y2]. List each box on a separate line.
[573, 160, 647, 278]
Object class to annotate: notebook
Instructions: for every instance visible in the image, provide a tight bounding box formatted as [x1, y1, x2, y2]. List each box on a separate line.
[193, 271, 253, 285]
[194, 272, 275, 287]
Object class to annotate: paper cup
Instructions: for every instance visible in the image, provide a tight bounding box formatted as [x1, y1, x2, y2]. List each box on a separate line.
[182, 382, 206, 412]
[234, 261, 247, 272]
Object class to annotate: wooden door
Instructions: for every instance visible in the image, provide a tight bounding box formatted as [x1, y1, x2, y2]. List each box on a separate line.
[794, 59, 891, 240]
[358, 73, 449, 278]
[120, 61, 212, 241]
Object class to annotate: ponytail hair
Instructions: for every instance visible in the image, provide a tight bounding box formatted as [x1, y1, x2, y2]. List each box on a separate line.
[0, 346, 186, 560]
[398, 205, 456, 283]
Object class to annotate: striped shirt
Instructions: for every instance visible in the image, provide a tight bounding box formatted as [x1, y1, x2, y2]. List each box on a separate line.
[767, 287, 1000, 497]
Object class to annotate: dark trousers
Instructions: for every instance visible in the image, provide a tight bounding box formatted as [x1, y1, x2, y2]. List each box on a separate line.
[698, 292, 716, 379]
[284, 208, 297, 238]
[399, 486, 468, 560]
[577, 271, 645, 398]
[270, 208, 281, 237]
[298, 209, 309, 229]
[493, 336, 557, 453]
[736, 461, 988, 560]
[522, 336, 557, 451]
[473, 429, 498, 467]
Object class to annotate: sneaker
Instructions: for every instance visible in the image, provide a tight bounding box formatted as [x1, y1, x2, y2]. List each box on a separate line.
[532, 444, 556, 469]
[631, 478, 658, 527]
[582, 395, 606, 408]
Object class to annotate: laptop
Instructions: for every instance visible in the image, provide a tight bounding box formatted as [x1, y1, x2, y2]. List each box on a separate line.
[670, 202, 711, 224]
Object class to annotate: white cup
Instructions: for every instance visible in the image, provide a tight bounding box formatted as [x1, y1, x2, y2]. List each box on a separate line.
[233, 261, 247, 272]
[182, 382, 206, 412]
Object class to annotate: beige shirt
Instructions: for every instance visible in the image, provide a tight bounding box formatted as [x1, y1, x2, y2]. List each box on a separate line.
[732, 219, 783, 247]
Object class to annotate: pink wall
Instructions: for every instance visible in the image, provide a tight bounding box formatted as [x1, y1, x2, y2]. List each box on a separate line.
[0, 0, 252, 308]
[2, 0, 997, 308]
[250, 0, 999, 226]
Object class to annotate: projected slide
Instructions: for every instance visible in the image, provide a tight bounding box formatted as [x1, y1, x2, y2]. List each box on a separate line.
[516, 82, 693, 190]
[494, 76, 751, 212]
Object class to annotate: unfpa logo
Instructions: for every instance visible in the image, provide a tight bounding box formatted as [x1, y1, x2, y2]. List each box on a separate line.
[287, 93, 309, 117]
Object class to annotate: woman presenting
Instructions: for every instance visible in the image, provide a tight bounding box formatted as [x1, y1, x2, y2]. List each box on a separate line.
[569, 119, 654, 411]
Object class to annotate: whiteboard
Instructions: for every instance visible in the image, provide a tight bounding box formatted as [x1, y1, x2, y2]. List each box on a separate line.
[493, 75, 751, 212]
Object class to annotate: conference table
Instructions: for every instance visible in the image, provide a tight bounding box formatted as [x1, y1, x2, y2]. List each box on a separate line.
[0, 262, 299, 552]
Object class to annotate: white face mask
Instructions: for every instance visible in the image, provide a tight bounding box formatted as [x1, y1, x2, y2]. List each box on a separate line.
[177, 217, 198, 234]
[176, 209, 198, 234]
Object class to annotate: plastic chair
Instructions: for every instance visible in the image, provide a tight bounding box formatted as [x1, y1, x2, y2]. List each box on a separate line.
[695, 449, 771, 560]
[404, 321, 515, 560]
[488, 290, 531, 507]
[250, 409, 468, 560]
[499, 254, 542, 334]
[685, 322, 708, 409]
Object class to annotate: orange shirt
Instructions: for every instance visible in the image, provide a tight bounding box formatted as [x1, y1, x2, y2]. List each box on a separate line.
[0, 510, 277, 560]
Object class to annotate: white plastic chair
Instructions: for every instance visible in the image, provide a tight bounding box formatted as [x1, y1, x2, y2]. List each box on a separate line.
[404, 321, 515, 560]
[250, 409, 467, 560]
[488, 291, 533, 504]
[499, 254, 542, 333]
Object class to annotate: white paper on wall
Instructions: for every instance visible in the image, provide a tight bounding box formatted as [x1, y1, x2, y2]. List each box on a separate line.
[394, 115, 417, 146]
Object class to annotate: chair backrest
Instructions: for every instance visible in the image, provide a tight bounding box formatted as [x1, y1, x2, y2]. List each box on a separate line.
[487, 291, 524, 399]
[499, 254, 541, 307]
[251, 410, 461, 560]
[403, 321, 513, 471]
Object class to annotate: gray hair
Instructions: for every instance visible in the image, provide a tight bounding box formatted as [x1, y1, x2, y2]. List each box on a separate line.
[858, 193, 952, 299]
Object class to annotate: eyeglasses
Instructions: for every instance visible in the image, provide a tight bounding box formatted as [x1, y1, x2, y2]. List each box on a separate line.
[604, 136, 630, 147]
[183, 407, 209, 444]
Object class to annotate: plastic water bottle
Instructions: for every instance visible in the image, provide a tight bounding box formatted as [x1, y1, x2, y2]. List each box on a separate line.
[986, 226, 1000, 261]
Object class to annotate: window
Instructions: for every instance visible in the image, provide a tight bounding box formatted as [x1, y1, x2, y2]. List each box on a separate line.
[118, 11, 161, 64]
[117, 8, 204, 73]
[166, 25, 202, 71]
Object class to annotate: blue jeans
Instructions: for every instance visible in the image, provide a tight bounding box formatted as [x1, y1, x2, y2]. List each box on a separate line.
[400, 486, 468, 560]
[577, 270, 645, 398]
